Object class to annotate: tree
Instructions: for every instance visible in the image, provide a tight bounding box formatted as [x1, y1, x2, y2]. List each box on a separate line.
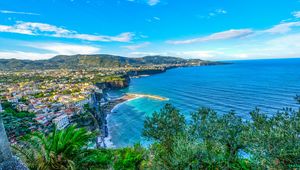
[113, 144, 147, 170]
[248, 108, 300, 169]
[149, 134, 203, 170]
[189, 108, 250, 169]
[142, 104, 186, 150]
[13, 125, 112, 170]
[143, 105, 252, 169]
[142, 104, 187, 169]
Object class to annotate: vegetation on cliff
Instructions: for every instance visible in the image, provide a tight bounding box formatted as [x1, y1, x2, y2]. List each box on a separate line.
[0, 102, 40, 142]
[12, 99, 300, 169]
[13, 125, 112, 170]
[142, 103, 300, 169]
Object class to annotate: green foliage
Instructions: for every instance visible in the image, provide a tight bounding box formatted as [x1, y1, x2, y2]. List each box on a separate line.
[148, 134, 202, 170]
[5, 100, 300, 170]
[189, 108, 250, 169]
[143, 104, 185, 150]
[71, 104, 99, 130]
[33, 92, 45, 98]
[145, 104, 300, 170]
[247, 108, 300, 169]
[2, 101, 13, 109]
[14, 111, 35, 118]
[20, 97, 28, 103]
[13, 125, 112, 170]
[62, 90, 72, 95]
[1, 101, 37, 139]
[113, 144, 147, 170]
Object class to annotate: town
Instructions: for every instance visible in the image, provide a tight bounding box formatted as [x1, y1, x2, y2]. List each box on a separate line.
[0, 64, 181, 144]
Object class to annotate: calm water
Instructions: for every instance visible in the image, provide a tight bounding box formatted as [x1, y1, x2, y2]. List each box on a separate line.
[107, 58, 300, 148]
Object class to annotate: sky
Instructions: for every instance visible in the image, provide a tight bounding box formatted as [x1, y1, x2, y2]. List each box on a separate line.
[0, 0, 300, 61]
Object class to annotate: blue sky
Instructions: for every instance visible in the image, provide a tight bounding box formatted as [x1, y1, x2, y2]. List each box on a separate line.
[0, 0, 300, 60]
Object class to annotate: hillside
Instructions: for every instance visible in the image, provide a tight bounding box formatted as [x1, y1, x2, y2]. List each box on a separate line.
[0, 54, 219, 70]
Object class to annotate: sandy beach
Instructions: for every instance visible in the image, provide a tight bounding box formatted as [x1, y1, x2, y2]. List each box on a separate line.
[104, 93, 168, 113]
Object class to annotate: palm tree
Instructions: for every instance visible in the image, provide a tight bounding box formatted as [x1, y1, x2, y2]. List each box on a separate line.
[13, 125, 112, 170]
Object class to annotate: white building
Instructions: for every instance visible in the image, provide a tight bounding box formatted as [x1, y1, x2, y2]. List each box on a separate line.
[7, 97, 18, 103]
[17, 104, 29, 112]
[53, 114, 69, 130]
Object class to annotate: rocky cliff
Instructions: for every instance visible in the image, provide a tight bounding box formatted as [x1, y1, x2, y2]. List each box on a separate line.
[95, 75, 130, 90]
[127, 68, 166, 76]
[0, 116, 28, 170]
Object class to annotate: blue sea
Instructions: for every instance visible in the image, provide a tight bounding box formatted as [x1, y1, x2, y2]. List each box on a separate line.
[107, 58, 300, 148]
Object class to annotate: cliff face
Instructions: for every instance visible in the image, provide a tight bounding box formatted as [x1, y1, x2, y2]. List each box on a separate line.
[95, 75, 130, 90]
[0, 117, 28, 170]
[127, 68, 166, 76]
[107, 75, 130, 89]
[90, 90, 108, 148]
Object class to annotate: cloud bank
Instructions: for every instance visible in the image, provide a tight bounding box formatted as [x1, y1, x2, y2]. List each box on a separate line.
[0, 21, 134, 42]
[0, 10, 40, 16]
[0, 43, 101, 60]
[167, 29, 253, 44]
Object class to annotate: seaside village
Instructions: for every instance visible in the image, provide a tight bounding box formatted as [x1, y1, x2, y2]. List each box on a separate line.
[0, 79, 106, 143]
[0, 66, 170, 144]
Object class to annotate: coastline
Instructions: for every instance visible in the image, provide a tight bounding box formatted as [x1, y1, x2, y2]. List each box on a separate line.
[106, 93, 168, 113]
[102, 93, 168, 148]
[99, 64, 223, 148]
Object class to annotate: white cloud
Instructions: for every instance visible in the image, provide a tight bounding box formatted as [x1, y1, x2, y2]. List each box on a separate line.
[122, 42, 150, 50]
[25, 43, 101, 55]
[264, 21, 300, 34]
[127, 0, 160, 6]
[186, 33, 300, 60]
[173, 50, 225, 59]
[147, 0, 160, 6]
[0, 24, 34, 35]
[215, 9, 227, 14]
[153, 17, 160, 20]
[0, 21, 134, 42]
[129, 51, 167, 57]
[146, 16, 161, 22]
[0, 51, 55, 60]
[198, 8, 227, 19]
[167, 29, 253, 44]
[292, 11, 300, 18]
[135, 31, 300, 60]
[128, 50, 224, 59]
[167, 19, 300, 45]
[267, 33, 300, 47]
[0, 10, 40, 16]
[0, 43, 101, 60]
[67, 32, 134, 42]
[209, 9, 227, 16]
[229, 36, 300, 60]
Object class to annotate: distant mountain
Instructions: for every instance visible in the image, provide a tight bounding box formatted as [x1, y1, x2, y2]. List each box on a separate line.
[0, 54, 219, 70]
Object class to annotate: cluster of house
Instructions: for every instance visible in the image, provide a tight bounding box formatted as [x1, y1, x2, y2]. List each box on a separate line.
[0, 81, 103, 131]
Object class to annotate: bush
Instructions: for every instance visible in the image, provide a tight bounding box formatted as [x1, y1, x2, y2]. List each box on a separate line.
[113, 144, 147, 170]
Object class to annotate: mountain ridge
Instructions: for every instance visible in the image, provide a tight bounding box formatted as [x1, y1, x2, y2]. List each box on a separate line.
[0, 54, 220, 70]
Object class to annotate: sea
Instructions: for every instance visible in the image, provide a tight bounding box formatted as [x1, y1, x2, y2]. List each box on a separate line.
[106, 58, 300, 148]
